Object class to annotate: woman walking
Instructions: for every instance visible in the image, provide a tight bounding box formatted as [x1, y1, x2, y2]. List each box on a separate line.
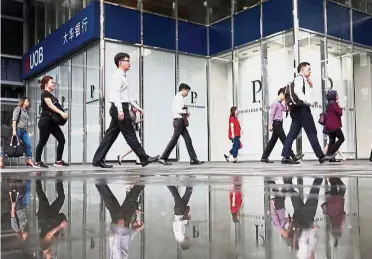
[12, 97, 38, 168]
[224, 106, 242, 163]
[35, 76, 69, 168]
[324, 90, 345, 161]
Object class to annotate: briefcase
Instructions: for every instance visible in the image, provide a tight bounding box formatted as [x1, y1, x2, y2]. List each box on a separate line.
[3, 136, 26, 158]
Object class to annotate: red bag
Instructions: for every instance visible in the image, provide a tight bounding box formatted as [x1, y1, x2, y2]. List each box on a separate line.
[239, 141, 243, 149]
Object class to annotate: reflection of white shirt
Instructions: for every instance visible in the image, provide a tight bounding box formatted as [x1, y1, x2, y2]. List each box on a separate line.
[109, 226, 137, 259]
[172, 215, 187, 242]
[293, 75, 312, 105]
[297, 228, 317, 259]
[172, 93, 187, 119]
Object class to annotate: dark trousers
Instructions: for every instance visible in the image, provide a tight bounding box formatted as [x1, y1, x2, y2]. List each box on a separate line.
[230, 136, 240, 158]
[326, 128, 345, 155]
[262, 121, 295, 159]
[93, 103, 148, 163]
[36, 117, 65, 162]
[160, 118, 197, 160]
[281, 105, 324, 158]
[96, 184, 143, 225]
[168, 186, 192, 216]
[36, 180, 65, 220]
[284, 178, 322, 229]
[328, 177, 346, 197]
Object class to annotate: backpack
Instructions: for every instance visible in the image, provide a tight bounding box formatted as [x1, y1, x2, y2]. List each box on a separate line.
[284, 75, 305, 111]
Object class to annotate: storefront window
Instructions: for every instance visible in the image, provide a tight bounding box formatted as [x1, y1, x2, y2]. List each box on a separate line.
[71, 52, 84, 163]
[298, 32, 326, 159]
[44, 67, 57, 163]
[353, 46, 372, 158]
[326, 39, 355, 157]
[264, 32, 294, 160]
[236, 42, 263, 160]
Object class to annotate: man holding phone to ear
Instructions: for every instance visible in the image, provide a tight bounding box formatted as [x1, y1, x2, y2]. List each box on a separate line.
[281, 62, 334, 164]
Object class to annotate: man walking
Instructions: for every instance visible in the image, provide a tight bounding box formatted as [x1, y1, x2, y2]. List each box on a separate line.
[92, 52, 159, 168]
[158, 83, 203, 166]
[281, 62, 334, 164]
[261, 87, 304, 163]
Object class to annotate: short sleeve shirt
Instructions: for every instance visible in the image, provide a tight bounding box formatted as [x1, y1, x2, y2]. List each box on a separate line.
[40, 90, 57, 116]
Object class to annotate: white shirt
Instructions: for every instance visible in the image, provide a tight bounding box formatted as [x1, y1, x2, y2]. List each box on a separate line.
[293, 75, 313, 105]
[297, 228, 318, 259]
[172, 92, 187, 119]
[109, 225, 137, 259]
[172, 215, 187, 242]
[109, 69, 139, 112]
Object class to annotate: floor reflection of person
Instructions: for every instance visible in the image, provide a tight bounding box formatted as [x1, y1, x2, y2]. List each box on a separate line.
[36, 178, 67, 259]
[9, 179, 31, 241]
[95, 183, 144, 259]
[283, 177, 323, 259]
[168, 185, 192, 250]
[321, 177, 346, 247]
[230, 176, 243, 223]
[266, 180, 291, 237]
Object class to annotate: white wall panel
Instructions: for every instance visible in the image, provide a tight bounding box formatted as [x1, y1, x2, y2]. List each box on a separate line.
[267, 48, 295, 160]
[209, 60, 233, 161]
[299, 47, 325, 160]
[104, 42, 140, 161]
[143, 49, 176, 159]
[354, 54, 372, 158]
[179, 54, 208, 162]
[237, 53, 263, 160]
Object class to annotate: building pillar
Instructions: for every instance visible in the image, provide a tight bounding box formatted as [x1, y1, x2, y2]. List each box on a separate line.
[99, 0, 105, 142]
[206, 0, 211, 162]
[231, 0, 238, 106]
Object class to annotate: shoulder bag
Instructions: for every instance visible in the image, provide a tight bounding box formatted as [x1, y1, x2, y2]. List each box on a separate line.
[50, 100, 67, 126]
[3, 135, 26, 158]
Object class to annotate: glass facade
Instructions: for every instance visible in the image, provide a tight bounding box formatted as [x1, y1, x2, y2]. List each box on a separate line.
[24, 0, 372, 162]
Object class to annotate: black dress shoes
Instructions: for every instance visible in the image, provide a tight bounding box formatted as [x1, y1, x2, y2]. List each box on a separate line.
[141, 155, 160, 167]
[190, 159, 204, 165]
[92, 162, 113, 168]
[261, 158, 274, 163]
[281, 158, 300, 164]
[159, 159, 172, 165]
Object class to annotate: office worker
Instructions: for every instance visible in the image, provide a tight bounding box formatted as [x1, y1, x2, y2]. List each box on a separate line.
[158, 83, 203, 166]
[92, 52, 159, 168]
[281, 62, 334, 164]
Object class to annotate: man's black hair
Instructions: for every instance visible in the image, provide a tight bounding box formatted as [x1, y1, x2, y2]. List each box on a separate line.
[297, 62, 310, 73]
[179, 83, 191, 92]
[278, 87, 286, 96]
[114, 52, 130, 67]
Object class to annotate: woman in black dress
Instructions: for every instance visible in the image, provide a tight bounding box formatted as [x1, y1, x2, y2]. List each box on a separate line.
[34, 76, 69, 168]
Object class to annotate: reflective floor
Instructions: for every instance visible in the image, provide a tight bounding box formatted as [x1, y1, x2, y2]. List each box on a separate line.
[1, 169, 372, 259]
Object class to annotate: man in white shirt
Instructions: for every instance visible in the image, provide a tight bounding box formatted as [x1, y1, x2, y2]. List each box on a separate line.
[158, 83, 203, 165]
[168, 185, 192, 250]
[281, 62, 334, 164]
[92, 52, 159, 168]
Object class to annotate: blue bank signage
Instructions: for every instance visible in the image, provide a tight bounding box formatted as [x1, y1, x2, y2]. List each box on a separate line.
[22, 2, 100, 80]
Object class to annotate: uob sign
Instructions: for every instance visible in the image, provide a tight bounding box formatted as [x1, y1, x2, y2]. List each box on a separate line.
[250, 77, 334, 103]
[24, 47, 44, 74]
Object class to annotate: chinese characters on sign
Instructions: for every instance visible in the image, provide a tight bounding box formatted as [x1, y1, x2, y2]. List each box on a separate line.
[63, 17, 88, 45]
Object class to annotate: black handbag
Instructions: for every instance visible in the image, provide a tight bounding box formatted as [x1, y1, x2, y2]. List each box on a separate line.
[3, 136, 26, 158]
[50, 101, 67, 126]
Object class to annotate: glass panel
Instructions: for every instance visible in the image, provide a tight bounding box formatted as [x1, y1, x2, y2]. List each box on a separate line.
[236, 0, 259, 13]
[35, 0, 46, 43]
[85, 181, 101, 258]
[28, 78, 40, 157]
[1, 0, 23, 17]
[326, 39, 355, 158]
[46, 0, 56, 35]
[298, 32, 326, 159]
[237, 42, 263, 160]
[264, 32, 294, 160]
[143, 0, 174, 16]
[106, 0, 138, 10]
[178, 0, 207, 24]
[1, 19, 23, 56]
[352, 0, 367, 12]
[57, 0, 70, 29]
[70, 180, 84, 258]
[178, 54, 208, 162]
[368, 0, 372, 13]
[86, 44, 100, 162]
[57, 62, 70, 162]
[331, 0, 352, 6]
[71, 52, 84, 163]
[35, 75, 45, 162]
[208, 53, 233, 161]
[353, 46, 372, 159]
[208, 0, 231, 24]
[71, 0, 84, 17]
[44, 68, 57, 163]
